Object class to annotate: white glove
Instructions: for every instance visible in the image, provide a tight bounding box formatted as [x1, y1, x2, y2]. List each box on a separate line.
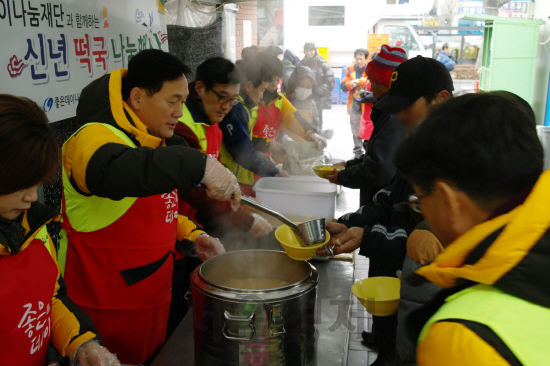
[249, 213, 273, 238]
[195, 234, 226, 261]
[200, 155, 241, 205]
[72, 340, 120, 366]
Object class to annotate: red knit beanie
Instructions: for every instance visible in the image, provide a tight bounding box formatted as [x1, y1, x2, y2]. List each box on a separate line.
[365, 45, 407, 86]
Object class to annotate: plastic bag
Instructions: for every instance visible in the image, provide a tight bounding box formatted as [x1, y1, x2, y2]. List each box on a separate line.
[165, 0, 216, 27]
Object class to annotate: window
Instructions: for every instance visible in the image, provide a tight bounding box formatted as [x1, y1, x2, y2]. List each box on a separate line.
[384, 25, 420, 53]
[308, 6, 345, 26]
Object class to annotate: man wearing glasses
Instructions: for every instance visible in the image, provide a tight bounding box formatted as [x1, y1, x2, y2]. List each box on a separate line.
[175, 57, 273, 237]
[316, 57, 453, 366]
[176, 57, 242, 160]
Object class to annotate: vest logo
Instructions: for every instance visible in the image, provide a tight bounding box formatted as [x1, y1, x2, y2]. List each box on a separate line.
[263, 125, 277, 140]
[390, 71, 398, 89]
[18, 301, 51, 354]
[161, 191, 178, 224]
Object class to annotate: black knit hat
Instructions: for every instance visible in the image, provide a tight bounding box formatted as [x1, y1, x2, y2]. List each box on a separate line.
[303, 41, 317, 50]
[374, 56, 454, 113]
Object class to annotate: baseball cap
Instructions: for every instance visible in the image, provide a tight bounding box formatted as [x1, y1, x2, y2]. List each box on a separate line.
[374, 56, 454, 113]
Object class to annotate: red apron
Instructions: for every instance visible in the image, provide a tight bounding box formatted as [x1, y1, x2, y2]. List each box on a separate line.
[0, 239, 57, 365]
[203, 123, 222, 160]
[178, 123, 223, 224]
[252, 105, 282, 184]
[63, 191, 178, 365]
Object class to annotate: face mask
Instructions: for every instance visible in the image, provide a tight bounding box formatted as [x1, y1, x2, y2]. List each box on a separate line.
[295, 87, 312, 101]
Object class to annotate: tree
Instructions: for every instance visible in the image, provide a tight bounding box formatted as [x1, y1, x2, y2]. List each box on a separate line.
[482, 0, 510, 16]
[439, 0, 461, 26]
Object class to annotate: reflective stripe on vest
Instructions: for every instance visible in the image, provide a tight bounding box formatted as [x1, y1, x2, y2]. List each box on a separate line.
[219, 103, 259, 186]
[58, 123, 138, 273]
[419, 284, 550, 366]
[180, 104, 207, 151]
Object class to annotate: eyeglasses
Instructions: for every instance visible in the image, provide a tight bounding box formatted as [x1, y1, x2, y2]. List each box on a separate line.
[210, 89, 240, 106]
[408, 190, 432, 214]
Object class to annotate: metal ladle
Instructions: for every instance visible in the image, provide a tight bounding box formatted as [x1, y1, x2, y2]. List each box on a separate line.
[240, 197, 327, 247]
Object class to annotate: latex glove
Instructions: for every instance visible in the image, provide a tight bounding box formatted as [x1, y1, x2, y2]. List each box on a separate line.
[72, 340, 120, 366]
[201, 155, 241, 206]
[316, 222, 348, 256]
[324, 169, 341, 185]
[334, 161, 347, 168]
[276, 169, 290, 177]
[268, 140, 287, 155]
[249, 213, 273, 238]
[307, 132, 327, 149]
[195, 234, 226, 261]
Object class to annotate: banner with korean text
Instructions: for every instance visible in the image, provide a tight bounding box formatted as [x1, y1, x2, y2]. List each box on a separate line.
[0, 0, 168, 122]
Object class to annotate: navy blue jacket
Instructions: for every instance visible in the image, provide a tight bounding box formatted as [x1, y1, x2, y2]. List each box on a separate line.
[219, 95, 279, 178]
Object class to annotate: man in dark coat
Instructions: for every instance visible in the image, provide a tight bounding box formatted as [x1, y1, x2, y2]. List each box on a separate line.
[325, 45, 407, 208]
[298, 41, 335, 132]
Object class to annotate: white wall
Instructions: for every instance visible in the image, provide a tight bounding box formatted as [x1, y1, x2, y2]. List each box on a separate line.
[533, 2, 550, 125]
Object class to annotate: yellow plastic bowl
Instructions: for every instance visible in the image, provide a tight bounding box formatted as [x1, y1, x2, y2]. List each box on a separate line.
[312, 165, 344, 178]
[352, 277, 401, 316]
[275, 224, 330, 261]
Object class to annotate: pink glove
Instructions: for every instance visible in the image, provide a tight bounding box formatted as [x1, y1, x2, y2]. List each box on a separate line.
[72, 340, 120, 366]
[195, 234, 226, 261]
[201, 155, 241, 205]
[249, 213, 273, 238]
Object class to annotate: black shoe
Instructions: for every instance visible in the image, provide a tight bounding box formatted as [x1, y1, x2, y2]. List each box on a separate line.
[361, 330, 377, 344]
[369, 348, 396, 366]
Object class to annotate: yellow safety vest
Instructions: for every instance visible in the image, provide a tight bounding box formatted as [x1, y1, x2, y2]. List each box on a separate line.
[219, 102, 259, 186]
[419, 284, 550, 366]
[58, 123, 138, 274]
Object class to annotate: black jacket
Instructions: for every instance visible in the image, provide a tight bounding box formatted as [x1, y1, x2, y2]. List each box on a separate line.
[338, 174, 419, 278]
[298, 55, 335, 110]
[338, 96, 405, 207]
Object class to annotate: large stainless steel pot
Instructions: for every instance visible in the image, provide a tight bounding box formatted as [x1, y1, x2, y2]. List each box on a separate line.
[191, 250, 319, 366]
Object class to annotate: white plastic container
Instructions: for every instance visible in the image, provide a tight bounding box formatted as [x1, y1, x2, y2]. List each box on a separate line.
[253, 176, 337, 222]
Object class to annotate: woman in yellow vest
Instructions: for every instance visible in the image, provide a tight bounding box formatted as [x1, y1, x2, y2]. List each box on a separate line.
[0, 94, 119, 365]
[393, 92, 549, 366]
[219, 54, 290, 196]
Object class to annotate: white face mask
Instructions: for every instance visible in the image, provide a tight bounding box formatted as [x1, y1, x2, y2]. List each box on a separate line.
[295, 87, 312, 101]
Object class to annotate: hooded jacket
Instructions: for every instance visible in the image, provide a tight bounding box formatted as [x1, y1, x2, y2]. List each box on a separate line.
[0, 202, 100, 365]
[413, 169, 550, 365]
[298, 43, 335, 110]
[60, 68, 206, 364]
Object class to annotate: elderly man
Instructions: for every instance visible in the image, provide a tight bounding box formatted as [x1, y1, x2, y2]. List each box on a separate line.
[298, 41, 335, 133]
[393, 91, 547, 365]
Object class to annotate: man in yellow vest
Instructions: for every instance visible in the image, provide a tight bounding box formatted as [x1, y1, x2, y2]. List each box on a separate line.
[175, 57, 272, 238]
[60, 49, 241, 365]
[393, 91, 549, 366]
